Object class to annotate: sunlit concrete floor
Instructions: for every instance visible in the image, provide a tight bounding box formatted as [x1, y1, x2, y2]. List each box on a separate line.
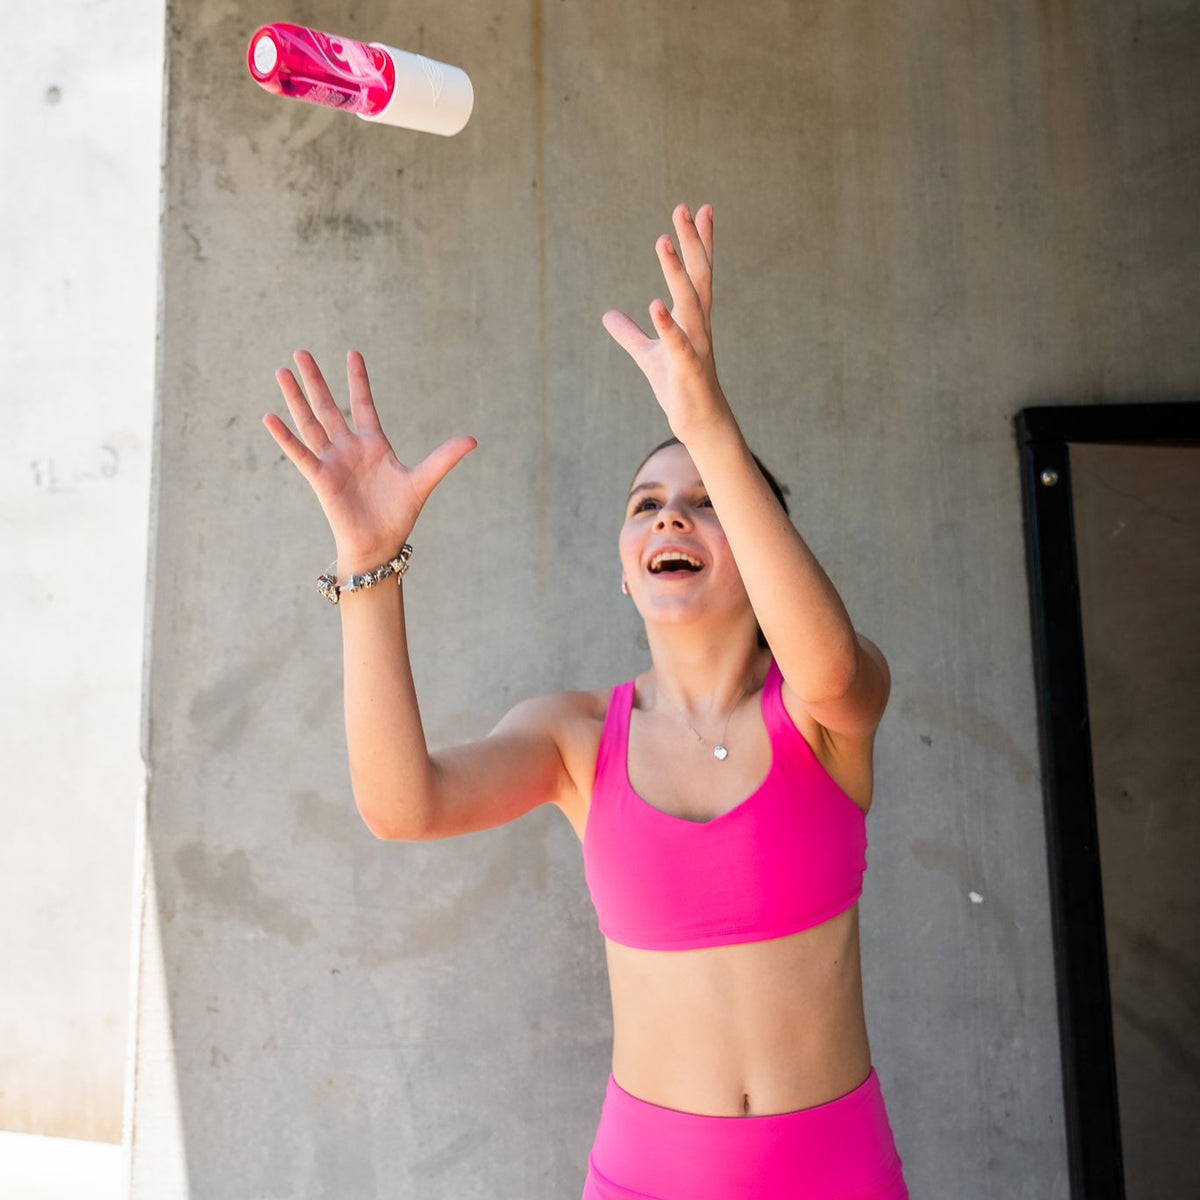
[0, 1132, 121, 1200]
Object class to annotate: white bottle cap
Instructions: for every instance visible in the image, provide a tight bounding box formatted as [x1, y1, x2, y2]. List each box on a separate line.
[361, 45, 474, 136]
[251, 32, 278, 77]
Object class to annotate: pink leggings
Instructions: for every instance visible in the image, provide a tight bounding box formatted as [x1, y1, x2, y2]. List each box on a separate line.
[582, 1069, 908, 1200]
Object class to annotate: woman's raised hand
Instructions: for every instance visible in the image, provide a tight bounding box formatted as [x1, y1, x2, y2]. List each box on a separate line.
[601, 203, 731, 442]
[263, 350, 476, 565]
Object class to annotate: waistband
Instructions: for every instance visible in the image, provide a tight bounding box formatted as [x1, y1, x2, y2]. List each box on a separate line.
[586, 1069, 906, 1200]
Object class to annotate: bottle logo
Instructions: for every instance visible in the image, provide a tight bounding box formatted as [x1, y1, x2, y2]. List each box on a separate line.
[418, 55, 446, 106]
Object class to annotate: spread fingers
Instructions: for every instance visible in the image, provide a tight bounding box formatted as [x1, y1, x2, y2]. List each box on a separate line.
[655, 234, 702, 322]
[293, 350, 351, 440]
[672, 203, 713, 310]
[346, 350, 383, 435]
[262, 411, 321, 482]
[274, 364, 331, 452]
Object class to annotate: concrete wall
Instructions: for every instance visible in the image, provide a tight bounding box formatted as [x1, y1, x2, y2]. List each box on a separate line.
[130, 1, 1200, 1196]
[1, 0, 163, 1145]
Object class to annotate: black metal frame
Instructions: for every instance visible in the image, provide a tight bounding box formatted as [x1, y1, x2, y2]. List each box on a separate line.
[1014, 401, 1200, 1200]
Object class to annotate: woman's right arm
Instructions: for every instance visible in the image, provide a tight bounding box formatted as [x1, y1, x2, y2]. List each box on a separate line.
[337, 571, 582, 839]
[264, 350, 579, 841]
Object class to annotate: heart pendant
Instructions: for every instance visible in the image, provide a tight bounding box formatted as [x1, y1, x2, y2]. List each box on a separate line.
[713, 744, 728, 761]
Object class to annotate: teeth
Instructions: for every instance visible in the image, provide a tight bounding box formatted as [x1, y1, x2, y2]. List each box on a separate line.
[649, 551, 703, 572]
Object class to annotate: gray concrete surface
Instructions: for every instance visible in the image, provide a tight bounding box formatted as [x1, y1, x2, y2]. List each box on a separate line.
[1, 0, 163, 1146]
[131, 1, 1200, 1197]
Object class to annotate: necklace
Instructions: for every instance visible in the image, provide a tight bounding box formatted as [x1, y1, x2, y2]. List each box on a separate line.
[656, 676, 754, 762]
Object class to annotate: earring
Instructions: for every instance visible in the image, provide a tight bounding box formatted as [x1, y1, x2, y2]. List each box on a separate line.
[621, 580, 630, 595]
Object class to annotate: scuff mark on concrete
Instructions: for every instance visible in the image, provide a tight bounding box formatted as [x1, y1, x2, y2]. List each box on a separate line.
[341, 830, 548, 964]
[412, 1125, 494, 1178]
[181, 223, 206, 263]
[898, 693, 1036, 782]
[292, 789, 355, 846]
[295, 211, 387, 243]
[910, 836, 1026, 999]
[174, 843, 316, 945]
[188, 659, 280, 748]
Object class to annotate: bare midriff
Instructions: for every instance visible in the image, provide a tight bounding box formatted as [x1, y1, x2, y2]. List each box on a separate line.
[604, 906, 871, 1117]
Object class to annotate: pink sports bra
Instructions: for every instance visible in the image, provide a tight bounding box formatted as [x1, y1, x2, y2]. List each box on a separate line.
[582, 660, 867, 951]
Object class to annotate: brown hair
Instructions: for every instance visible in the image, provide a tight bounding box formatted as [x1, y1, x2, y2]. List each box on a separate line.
[631, 436, 790, 516]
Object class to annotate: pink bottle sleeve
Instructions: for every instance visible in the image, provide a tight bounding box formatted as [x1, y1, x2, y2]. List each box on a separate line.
[248, 23, 394, 115]
[248, 22, 473, 135]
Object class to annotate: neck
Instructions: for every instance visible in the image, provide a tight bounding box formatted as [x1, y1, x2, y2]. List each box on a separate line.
[643, 620, 768, 719]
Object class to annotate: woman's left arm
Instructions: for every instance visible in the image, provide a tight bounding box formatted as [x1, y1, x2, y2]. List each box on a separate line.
[602, 203, 889, 738]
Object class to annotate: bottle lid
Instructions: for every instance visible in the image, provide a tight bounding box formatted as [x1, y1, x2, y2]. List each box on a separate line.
[250, 31, 278, 79]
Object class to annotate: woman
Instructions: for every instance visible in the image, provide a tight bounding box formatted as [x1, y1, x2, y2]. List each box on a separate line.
[263, 204, 908, 1199]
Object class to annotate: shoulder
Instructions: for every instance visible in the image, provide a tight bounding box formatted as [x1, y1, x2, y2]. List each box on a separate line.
[502, 685, 612, 837]
[494, 685, 611, 739]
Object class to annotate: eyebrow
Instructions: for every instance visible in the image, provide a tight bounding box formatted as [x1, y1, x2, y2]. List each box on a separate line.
[627, 481, 662, 501]
[626, 479, 707, 503]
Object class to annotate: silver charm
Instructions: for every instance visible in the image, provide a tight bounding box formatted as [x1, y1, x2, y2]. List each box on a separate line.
[713, 744, 729, 761]
[317, 573, 340, 604]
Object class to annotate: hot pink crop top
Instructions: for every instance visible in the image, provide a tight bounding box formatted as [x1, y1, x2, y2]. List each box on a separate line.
[582, 660, 867, 951]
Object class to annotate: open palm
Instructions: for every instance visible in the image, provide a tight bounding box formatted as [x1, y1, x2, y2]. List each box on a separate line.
[601, 203, 729, 441]
[263, 350, 476, 565]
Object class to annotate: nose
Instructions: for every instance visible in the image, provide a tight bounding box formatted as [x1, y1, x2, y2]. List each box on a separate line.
[654, 502, 691, 531]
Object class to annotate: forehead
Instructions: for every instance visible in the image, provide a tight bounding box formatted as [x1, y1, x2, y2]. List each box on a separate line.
[630, 442, 700, 489]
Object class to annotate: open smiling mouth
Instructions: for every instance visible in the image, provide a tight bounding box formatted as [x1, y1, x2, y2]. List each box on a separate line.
[648, 552, 704, 575]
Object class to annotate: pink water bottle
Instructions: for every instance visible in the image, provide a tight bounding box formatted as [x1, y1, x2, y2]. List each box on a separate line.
[247, 22, 473, 135]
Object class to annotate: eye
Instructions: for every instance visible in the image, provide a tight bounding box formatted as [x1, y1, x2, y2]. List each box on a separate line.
[699, 495, 713, 508]
[632, 497, 660, 513]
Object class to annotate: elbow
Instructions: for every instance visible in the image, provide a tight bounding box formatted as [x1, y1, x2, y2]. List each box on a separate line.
[351, 779, 437, 842]
[359, 810, 423, 842]
[358, 805, 434, 842]
[800, 641, 862, 704]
